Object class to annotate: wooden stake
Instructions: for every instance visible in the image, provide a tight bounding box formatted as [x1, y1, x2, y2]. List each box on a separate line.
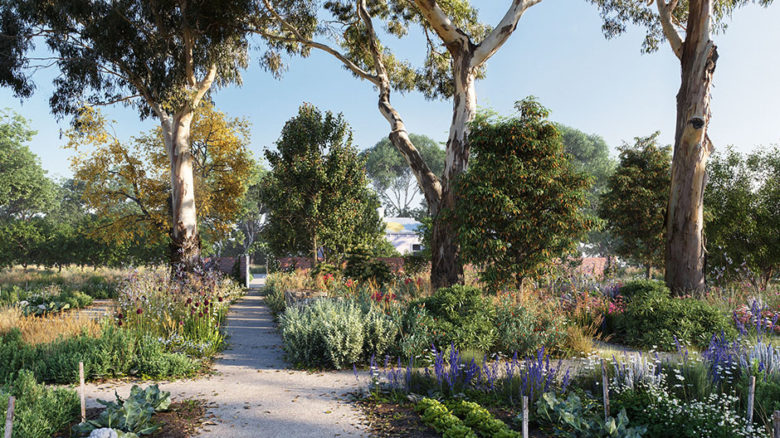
[522, 396, 529, 438]
[79, 361, 86, 423]
[601, 362, 610, 422]
[4, 396, 14, 438]
[773, 410, 780, 438]
[747, 375, 755, 424]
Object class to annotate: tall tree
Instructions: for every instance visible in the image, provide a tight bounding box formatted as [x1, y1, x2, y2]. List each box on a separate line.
[362, 134, 445, 216]
[260, 103, 384, 267]
[65, 103, 255, 255]
[453, 99, 593, 290]
[599, 133, 671, 278]
[257, 0, 544, 288]
[0, 110, 56, 220]
[0, 0, 256, 268]
[705, 146, 779, 290]
[589, 0, 773, 292]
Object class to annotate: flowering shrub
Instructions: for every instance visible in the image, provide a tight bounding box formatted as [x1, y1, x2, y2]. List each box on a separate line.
[116, 267, 243, 357]
[495, 295, 567, 356]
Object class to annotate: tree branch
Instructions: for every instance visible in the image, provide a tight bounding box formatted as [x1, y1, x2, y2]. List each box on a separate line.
[656, 0, 684, 59]
[411, 0, 471, 49]
[471, 0, 542, 68]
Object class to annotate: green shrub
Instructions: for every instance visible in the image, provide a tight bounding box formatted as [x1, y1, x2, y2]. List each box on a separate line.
[279, 299, 398, 369]
[415, 398, 476, 438]
[0, 370, 79, 438]
[494, 297, 566, 356]
[614, 291, 735, 350]
[393, 303, 435, 358]
[402, 252, 429, 275]
[344, 246, 394, 286]
[82, 275, 118, 299]
[618, 280, 670, 300]
[265, 286, 286, 317]
[0, 325, 198, 384]
[311, 263, 339, 277]
[419, 285, 496, 352]
[74, 384, 171, 436]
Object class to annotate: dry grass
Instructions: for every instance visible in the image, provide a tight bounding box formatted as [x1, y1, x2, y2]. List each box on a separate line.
[0, 307, 101, 345]
[0, 265, 127, 290]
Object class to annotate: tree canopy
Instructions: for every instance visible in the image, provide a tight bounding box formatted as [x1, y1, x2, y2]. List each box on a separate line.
[260, 103, 384, 266]
[452, 99, 593, 290]
[599, 133, 671, 276]
[362, 134, 445, 216]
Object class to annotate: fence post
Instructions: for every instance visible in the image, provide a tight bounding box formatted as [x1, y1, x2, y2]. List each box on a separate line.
[747, 375, 755, 424]
[4, 396, 14, 438]
[773, 410, 780, 438]
[522, 396, 529, 438]
[79, 361, 86, 423]
[601, 361, 610, 423]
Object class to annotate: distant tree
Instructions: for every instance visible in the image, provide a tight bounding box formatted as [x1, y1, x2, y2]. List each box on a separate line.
[557, 124, 617, 256]
[260, 104, 384, 267]
[65, 104, 254, 258]
[0, 110, 56, 220]
[362, 135, 445, 216]
[705, 146, 779, 290]
[452, 99, 593, 290]
[0, 0, 258, 268]
[589, 0, 774, 292]
[599, 133, 671, 278]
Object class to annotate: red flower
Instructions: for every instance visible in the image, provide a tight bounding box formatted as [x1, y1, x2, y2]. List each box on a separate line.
[198, 312, 203, 318]
[136, 308, 143, 315]
[186, 298, 192, 304]
[204, 299, 210, 306]
[116, 313, 123, 319]
[194, 302, 200, 307]
[117, 320, 123, 327]
[404, 278, 412, 285]
[217, 296, 224, 302]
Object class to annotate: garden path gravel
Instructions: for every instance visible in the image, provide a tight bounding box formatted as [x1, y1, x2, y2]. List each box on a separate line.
[83, 277, 369, 437]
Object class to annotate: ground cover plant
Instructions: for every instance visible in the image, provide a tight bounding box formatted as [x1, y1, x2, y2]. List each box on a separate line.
[0, 266, 121, 299]
[0, 370, 79, 438]
[74, 384, 172, 436]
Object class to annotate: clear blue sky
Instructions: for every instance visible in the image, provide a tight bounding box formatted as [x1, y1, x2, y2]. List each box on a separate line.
[2, 1, 778, 180]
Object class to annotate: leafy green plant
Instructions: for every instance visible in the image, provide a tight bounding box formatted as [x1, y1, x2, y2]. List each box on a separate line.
[614, 288, 735, 350]
[0, 370, 79, 438]
[74, 384, 171, 436]
[618, 280, 670, 300]
[418, 285, 496, 351]
[494, 297, 566, 356]
[265, 286, 286, 317]
[446, 400, 520, 438]
[415, 398, 476, 438]
[343, 245, 394, 286]
[535, 391, 646, 437]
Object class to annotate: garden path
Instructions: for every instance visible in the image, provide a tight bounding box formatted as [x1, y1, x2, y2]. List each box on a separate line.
[83, 277, 368, 437]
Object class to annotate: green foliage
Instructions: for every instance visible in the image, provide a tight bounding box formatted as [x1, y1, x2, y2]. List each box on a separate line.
[419, 285, 496, 352]
[74, 384, 171, 436]
[265, 287, 287, 317]
[279, 299, 398, 369]
[0, 325, 198, 384]
[536, 391, 646, 438]
[446, 400, 520, 438]
[402, 252, 429, 275]
[614, 287, 735, 350]
[261, 104, 385, 264]
[362, 134, 445, 216]
[599, 133, 670, 273]
[372, 239, 402, 258]
[0, 370, 79, 438]
[494, 297, 567, 356]
[343, 245, 394, 286]
[705, 146, 779, 289]
[393, 303, 435, 359]
[618, 280, 670, 300]
[415, 398, 477, 438]
[453, 98, 592, 290]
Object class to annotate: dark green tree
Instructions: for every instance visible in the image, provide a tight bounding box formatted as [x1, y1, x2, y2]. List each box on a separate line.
[0, 110, 56, 220]
[0, 0, 262, 268]
[362, 134, 445, 216]
[260, 104, 384, 267]
[452, 99, 593, 290]
[705, 146, 779, 290]
[599, 133, 671, 278]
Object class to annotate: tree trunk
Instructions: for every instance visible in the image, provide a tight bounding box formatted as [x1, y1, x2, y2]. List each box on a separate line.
[664, 0, 717, 294]
[430, 53, 477, 290]
[162, 112, 201, 270]
[312, 232, 318, 269]
[645, 265, 651, 279]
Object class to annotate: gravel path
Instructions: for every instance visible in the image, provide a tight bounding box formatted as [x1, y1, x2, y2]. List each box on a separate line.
[83, 279, 368, 437]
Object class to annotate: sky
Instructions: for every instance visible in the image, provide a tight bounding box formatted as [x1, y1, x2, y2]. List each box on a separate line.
[2, 1, 779, 180]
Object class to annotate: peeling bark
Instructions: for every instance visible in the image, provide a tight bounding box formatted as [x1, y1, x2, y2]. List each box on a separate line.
[664, 0, 717, 294]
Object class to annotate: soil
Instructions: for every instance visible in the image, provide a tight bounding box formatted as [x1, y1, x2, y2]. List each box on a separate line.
[59, 400, 206, 438]
[355, 397, 438, 438]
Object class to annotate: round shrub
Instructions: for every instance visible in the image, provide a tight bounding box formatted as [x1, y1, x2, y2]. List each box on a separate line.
[618, 280, 670, 300]
[495, 298, 566, 356]
[419, 285, 496, 352]
[615, 291, 735, 350]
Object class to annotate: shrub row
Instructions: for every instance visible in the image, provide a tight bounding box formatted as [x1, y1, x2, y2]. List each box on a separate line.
[0, 370, 79, 438]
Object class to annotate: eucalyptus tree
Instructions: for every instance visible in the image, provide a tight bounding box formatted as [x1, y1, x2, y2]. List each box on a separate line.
[589, 0, 773, 292]
[0, 0, 259, 268]
[257, 0, 543, 288]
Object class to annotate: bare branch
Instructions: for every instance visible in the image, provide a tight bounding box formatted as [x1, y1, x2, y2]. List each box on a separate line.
[656, 0, 684, 59]
[411, 0, 471, 49]
[471, 0, 542, 68]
